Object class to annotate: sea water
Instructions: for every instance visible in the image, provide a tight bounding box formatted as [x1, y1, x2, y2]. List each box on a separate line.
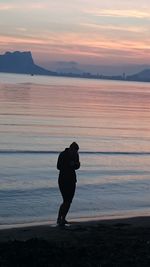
[0, 73, 150, 228]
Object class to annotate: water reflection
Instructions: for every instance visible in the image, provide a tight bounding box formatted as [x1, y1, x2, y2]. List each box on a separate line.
[1, 84, 31, 103]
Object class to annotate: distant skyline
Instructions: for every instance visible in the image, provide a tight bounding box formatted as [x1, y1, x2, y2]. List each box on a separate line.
[0, 0, 150, 68]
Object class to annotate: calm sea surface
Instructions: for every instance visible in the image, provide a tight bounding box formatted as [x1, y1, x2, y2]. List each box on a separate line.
[0, 73, 150, 228]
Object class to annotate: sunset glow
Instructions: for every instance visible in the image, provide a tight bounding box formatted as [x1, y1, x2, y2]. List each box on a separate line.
[0, 0, 150, 66]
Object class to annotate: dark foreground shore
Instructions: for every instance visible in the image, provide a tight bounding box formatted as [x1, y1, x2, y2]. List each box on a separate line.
[1, 216, 150, 266]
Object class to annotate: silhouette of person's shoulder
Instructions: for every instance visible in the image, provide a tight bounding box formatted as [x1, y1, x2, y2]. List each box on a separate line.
[60, 148, 69, 156]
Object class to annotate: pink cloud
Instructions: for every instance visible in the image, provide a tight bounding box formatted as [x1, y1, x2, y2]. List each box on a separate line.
[85, 8, 150, 19]
[0, 3, 14, 10]
[0, 2, 48, 11]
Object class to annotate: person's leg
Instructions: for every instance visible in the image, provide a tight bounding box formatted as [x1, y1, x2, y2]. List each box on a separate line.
[57, 203, 63, 223]
[57, 201, 71, 224]
[57, 182, 76, 225]
[61, 201, 71, 221]
[57, 181, 66, 224]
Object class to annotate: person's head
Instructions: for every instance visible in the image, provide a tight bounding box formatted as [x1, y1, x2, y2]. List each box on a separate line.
[69, 142, 79, 154]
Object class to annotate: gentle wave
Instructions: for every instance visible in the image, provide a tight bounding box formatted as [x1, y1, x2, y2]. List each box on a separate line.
[0, 187, 58, 195]
[0, 149, 150, 155]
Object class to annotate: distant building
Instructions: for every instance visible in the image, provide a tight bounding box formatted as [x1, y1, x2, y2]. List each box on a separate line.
[122, 73, 126, 80]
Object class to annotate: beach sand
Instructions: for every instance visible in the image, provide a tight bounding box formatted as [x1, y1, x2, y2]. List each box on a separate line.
[1, 216, 150, 266]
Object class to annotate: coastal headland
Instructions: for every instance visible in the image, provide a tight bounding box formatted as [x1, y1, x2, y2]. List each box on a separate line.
[1, 51, 150, 82]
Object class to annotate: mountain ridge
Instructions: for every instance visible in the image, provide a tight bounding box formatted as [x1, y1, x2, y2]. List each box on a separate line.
[0, 51, 56, 76]
[127, 69, 150, 82]
[0, 51, 150, 82]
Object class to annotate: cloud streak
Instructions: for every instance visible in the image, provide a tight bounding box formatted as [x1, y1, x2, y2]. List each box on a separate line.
[0, 2, 48, 11]
[81, 23, 146, 34]
[0, 3, 14, 10]
[86, 9, 150, 19]
[0, 1, 150, 65]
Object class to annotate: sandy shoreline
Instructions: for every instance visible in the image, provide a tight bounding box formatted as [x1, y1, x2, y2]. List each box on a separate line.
[1, 216, 150, 266]
[1, 215, 150, 242]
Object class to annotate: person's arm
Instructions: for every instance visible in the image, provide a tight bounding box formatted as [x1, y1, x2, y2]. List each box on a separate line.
[57, 151, 70, 171]
[73, 153, 80, 170]
[57, 152, 64, 170]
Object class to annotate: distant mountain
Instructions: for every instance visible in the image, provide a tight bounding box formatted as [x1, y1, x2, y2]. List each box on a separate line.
[1, 51, 150, 83]
[41, 60, 150, 76]
[55, 61, 83, 74]
[0, 51, 56, 75]
[56, 66, 83, 74]
[127, 69, 150, 82]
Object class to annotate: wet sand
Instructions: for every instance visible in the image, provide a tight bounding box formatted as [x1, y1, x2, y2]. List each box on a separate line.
[1, 216, 150, 266]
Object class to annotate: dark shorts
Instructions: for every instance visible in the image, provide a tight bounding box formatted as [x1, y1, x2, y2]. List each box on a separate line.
[59, 180, 76, 203]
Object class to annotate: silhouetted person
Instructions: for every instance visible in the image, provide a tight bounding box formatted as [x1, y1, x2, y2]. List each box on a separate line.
[57, 142, 80, 226]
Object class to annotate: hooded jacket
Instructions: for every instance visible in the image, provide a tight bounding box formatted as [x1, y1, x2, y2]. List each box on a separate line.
[57, 148, 80, 183]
